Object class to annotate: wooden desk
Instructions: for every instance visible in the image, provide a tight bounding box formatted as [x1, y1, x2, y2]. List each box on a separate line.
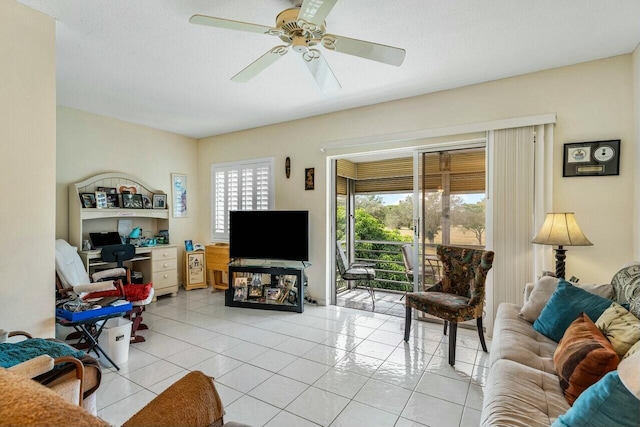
[205, 244, 230, 290]
[79, 245, 178, 299]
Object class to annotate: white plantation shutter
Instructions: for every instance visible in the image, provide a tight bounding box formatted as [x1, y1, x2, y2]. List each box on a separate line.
[211, 158, 274, 240]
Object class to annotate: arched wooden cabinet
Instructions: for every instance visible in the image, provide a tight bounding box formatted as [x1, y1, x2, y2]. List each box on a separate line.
[68, 172, 178, 299]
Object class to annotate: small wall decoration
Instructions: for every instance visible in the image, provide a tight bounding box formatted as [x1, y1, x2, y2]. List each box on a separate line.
[285, 157, 291, 178]
[305, 167, 315, 190]
[171, 173, 188, 217]
[563, 140, 620, 177]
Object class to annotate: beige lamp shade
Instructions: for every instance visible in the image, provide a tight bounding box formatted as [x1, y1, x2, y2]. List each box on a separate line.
[532, 212, 593, 246]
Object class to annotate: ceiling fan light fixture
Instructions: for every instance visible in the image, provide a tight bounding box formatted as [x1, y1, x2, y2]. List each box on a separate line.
[292, 36, 310, 53]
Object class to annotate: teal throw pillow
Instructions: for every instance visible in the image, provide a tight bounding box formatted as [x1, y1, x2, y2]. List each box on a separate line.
[552, 371, 640, 427]
[533, 280, 611, 342]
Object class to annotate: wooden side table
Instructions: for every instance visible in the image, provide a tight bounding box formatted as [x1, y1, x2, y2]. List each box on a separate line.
[205, 243, 230, 290]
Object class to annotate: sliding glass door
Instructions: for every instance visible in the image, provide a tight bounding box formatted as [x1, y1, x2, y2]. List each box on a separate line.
[411, 144, 487, 300]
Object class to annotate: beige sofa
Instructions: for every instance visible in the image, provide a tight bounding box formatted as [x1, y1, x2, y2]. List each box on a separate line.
[480, 276, 640, 427]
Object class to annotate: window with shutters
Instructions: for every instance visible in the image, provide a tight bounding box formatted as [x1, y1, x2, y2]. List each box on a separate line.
[211, 158, 274, 241]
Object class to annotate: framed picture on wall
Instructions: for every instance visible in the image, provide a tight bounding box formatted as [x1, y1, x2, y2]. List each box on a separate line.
[563, 140, 620, 177]
[171, 173, 188, 217]
[305, 168, 315, 190]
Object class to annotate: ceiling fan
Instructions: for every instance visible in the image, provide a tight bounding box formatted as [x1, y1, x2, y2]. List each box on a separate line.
[189, 0, 406, 93]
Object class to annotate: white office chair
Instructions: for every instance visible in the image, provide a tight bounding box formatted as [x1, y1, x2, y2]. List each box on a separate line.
[55, 239, 154, 343]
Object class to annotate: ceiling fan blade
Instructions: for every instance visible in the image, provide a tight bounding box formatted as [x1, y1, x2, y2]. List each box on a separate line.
[231, 45, 289, 82]
[298, 0, 339, 27]
[302, 49, 341, 93]
[189, 14, 279, 36]
[322, 34, 406, 66]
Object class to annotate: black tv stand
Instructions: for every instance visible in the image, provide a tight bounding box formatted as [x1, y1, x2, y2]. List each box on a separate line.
[226, 260, 307, 313]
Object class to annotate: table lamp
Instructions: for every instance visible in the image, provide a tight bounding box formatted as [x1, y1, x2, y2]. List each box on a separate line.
[532, 212, 592, 279]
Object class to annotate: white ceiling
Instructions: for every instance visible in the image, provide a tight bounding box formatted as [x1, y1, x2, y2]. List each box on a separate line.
[17, 0, 640, 139]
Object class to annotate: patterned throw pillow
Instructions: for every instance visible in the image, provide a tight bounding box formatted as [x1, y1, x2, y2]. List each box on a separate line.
[553, 313, 619, 405]
[595, 302, 640, 358]
[623, 339, 640, 360]
[610, 262, 640, 318]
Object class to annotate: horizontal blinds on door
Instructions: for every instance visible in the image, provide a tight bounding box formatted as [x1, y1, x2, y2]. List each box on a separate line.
[338, 150, 485, 194]
[336, 159, 357, 179]
[337, 176, 347, 195]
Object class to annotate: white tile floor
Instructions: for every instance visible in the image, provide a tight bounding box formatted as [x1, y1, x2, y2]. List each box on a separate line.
[77, 288, 489, 427]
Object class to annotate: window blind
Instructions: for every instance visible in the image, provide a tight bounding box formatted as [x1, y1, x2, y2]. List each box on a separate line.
[211, 158, 274, 241]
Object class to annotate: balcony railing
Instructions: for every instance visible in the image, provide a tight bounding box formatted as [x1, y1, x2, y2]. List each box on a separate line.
[337, 239, 484, 294]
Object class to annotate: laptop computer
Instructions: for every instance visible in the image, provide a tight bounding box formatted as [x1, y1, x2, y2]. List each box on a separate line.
[89, 232, 122, 249]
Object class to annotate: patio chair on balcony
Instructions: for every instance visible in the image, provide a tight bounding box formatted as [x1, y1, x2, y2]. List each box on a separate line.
[336, 242, 376, 306]
[400, 244, 442, 292]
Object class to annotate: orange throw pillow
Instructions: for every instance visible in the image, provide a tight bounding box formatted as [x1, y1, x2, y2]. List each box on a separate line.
[554, 312, 619, 405]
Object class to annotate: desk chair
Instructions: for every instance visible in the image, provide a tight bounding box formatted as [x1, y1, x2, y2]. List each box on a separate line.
[404, 245, 494, 366]
[55, 239, 153, 344]
[96, 244, 152, 343]
[336, 242, 376, 306]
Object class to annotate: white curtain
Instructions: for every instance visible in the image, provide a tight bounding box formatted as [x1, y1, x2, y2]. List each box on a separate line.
[485, 126, 535, 336]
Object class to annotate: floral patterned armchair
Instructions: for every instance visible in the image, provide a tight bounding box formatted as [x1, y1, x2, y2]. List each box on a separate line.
[403, 245, 494, 366]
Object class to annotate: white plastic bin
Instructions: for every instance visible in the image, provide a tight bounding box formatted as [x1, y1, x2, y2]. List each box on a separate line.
[98, 317, 132, 364]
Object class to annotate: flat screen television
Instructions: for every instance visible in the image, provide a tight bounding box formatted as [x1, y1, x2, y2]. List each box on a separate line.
[229, 210, 309, 262]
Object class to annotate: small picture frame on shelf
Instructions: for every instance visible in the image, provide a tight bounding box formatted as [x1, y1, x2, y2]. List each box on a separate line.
[158, 230, 169, 244]
[233, 286, 248, 301]
[122, 193, 143, 209]
[142, 194, 152, 209]
[106, 193, 119, 208]
[79, 193, 96, 208]
[95, 191, 108, 209]
[266, 287, 281, 303]
[97, 186, 117, 195]
[248, 285, 263, 299]
[153, 194, 167, 209]
[185, 240, 194, 252]
[233, 277, 248, 302]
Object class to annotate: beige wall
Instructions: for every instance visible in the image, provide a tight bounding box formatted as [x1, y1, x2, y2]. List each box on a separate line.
[0, 1, 56, 336]
[56, 107, 199, 285]
[634, 43, 640, 260]
[199, 54, 636, 304]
